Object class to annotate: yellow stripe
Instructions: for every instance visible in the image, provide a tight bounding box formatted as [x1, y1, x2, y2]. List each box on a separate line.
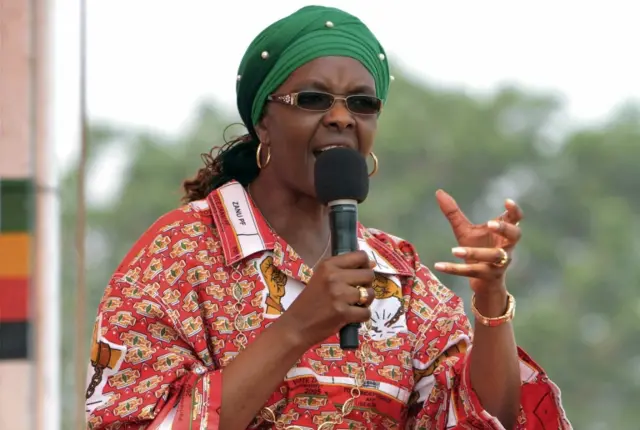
[0, 233, 30, 277]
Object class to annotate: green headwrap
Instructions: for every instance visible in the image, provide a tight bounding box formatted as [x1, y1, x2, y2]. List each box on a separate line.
[236, 5, 390, 139]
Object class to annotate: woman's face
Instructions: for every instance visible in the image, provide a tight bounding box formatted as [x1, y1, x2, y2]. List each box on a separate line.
[255, 56, 378, 198]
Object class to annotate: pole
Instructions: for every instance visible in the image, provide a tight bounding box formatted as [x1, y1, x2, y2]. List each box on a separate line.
[32, 0, 61, 428]
[75, 0, 88, 427]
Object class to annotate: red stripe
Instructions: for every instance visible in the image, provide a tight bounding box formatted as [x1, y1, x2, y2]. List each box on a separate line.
[0, 278, 29, 321]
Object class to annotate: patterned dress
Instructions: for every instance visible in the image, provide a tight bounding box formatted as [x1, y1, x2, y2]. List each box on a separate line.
[85, 180, 571, 429]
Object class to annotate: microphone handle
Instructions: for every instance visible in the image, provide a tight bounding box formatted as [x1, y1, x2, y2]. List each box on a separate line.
[328, 201, 360, 350]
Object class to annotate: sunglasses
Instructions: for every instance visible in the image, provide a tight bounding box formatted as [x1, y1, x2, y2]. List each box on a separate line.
[267, 91, 383, 115]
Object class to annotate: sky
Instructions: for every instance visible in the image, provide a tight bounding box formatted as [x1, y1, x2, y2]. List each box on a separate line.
[52, 0, 639, 170]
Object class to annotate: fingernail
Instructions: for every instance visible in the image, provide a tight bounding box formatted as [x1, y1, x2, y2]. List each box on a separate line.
[506, 198, 516, 207]
[487, 220, 500, 229]
[434, 262, 446, 271]
[452, 247, 466, 257]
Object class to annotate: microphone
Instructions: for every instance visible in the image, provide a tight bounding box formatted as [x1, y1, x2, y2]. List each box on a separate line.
[314, 147, 370, 350]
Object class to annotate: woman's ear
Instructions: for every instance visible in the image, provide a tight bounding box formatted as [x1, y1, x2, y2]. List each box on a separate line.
[255, 114, 270, 145]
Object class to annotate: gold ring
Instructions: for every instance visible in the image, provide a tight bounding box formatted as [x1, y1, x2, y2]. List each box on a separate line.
[357, 286, 369, 306]
[492, 248, 509, 268]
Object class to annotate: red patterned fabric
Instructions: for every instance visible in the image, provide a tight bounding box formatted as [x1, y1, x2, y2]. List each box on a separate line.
[85, 181, 571, 429]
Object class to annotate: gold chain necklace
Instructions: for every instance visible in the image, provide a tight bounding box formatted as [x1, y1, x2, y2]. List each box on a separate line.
[247, 184, 330, 269]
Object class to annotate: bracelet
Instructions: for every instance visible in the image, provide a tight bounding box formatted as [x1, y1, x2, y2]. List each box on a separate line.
[471, 292, 516, 327]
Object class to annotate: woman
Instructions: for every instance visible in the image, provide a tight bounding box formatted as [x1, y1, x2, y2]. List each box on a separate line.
[85, 6, 570, 430]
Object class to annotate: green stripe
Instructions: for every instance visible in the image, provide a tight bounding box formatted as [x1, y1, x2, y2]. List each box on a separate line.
[0, 179, 34, 233]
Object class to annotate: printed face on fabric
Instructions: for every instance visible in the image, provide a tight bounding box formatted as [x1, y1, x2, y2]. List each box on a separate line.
[254, 56, 379, 198]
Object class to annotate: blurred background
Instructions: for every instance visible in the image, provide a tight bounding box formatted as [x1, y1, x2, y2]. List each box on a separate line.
[1, 0, 639, 429]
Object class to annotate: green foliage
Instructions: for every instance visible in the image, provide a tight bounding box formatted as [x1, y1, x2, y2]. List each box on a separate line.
[60, 72, 640, 429]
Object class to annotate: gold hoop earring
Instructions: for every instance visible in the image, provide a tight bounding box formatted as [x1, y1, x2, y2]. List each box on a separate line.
[368, 152, 379, 177]
[256, 143, 271, 169]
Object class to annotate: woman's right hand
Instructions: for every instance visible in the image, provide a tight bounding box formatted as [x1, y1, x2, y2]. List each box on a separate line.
[277, 250, 376, 349]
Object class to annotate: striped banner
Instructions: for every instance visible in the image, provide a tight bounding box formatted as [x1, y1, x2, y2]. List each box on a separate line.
[0, 179, 32, 360]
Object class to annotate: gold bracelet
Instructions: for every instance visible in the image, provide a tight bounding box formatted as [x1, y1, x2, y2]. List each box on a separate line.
[471, 292, 516, 327]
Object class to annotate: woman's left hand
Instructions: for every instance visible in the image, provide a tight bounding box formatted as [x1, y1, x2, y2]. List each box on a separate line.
[433, 189, 523, 297]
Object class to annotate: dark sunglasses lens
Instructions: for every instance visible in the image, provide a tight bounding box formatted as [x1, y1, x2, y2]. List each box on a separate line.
[347, 95, 382, 114]
[296, 92, 334, 110]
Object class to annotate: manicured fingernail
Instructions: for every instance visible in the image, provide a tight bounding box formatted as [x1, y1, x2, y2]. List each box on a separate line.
[487, 220, 500, 229]
[452, 247, 466, 257]
[506, 198, 516, 207]
[434, 262, 447, 270]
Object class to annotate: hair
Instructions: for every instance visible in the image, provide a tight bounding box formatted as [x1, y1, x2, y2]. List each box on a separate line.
[181, 130, 260, 203]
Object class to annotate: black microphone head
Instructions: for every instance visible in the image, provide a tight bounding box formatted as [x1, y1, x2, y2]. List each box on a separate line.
[314, 147, 369, 205]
